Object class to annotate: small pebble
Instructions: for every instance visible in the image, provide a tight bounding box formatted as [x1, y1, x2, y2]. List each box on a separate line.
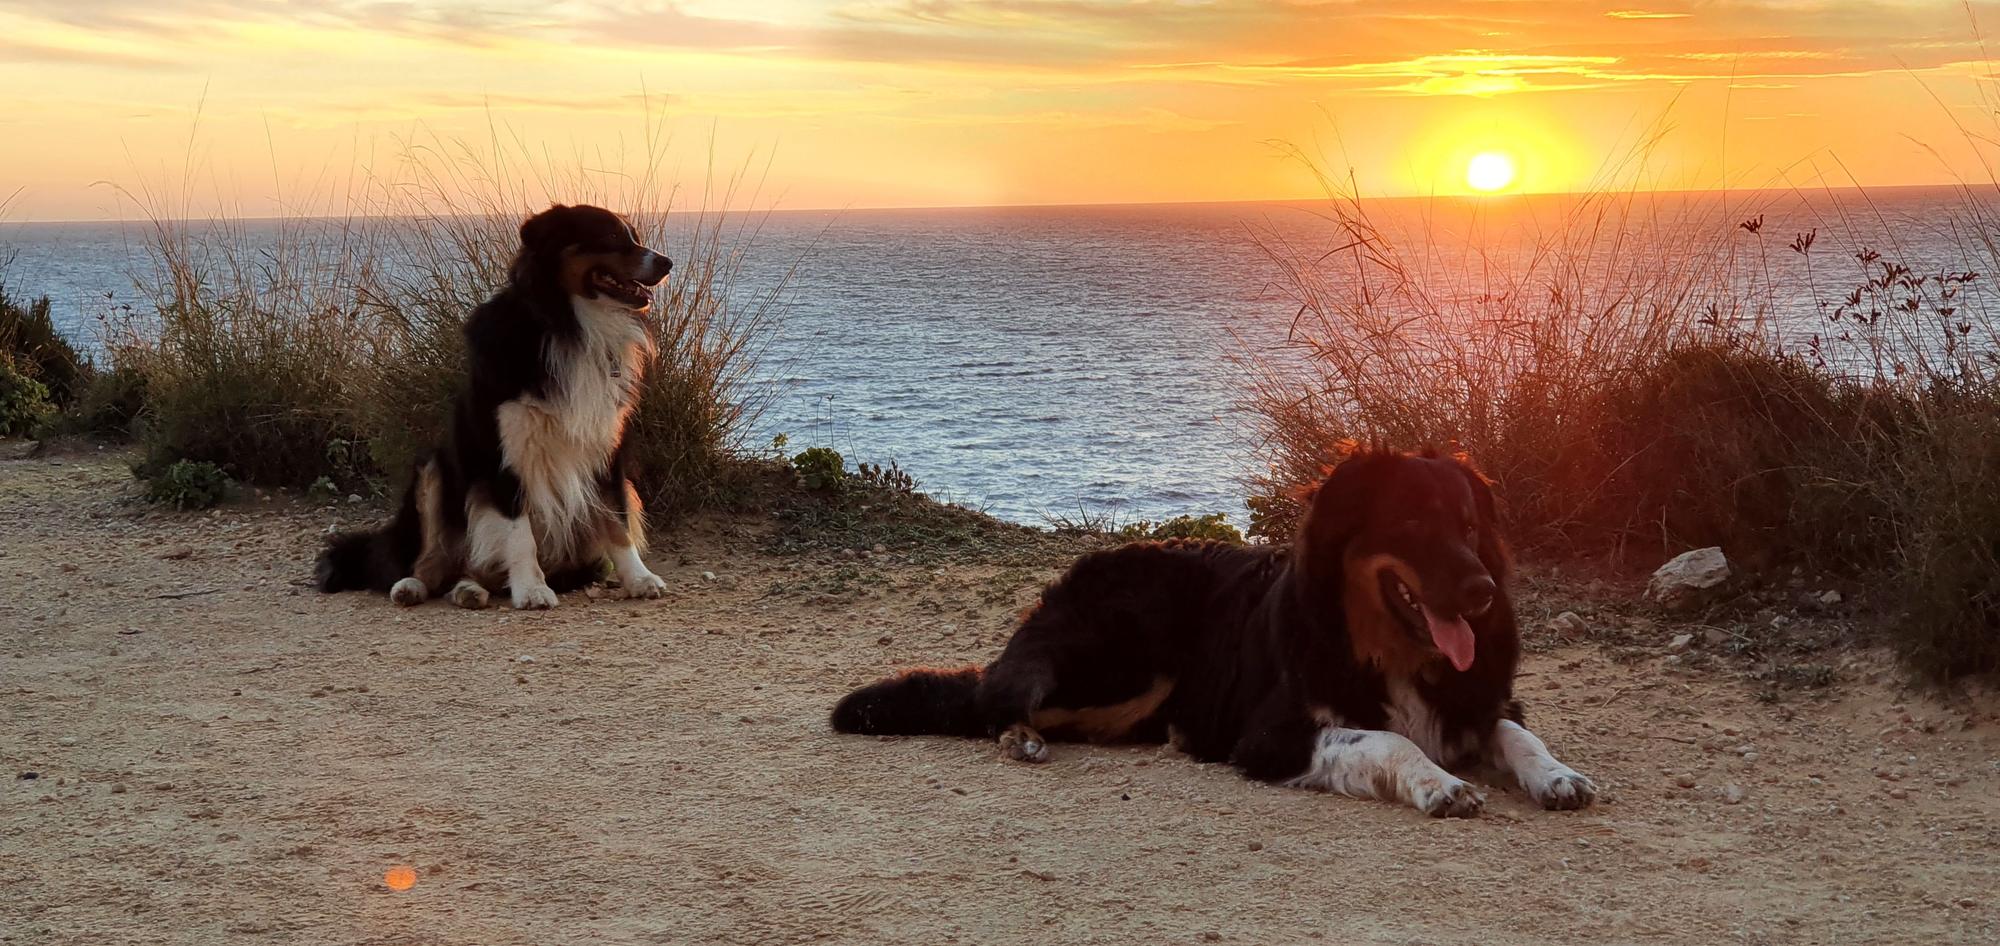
[58, 737, 77, 747]
[1247, 841, 1264, 852]
[153, 781, 175, 791]
[1722, 784, 1746, 804]
[1888, 787, 1909, 800]
[515, 655, 535, 664]
[110, 783, 127, 794]
[1674, 774, 1697, 789]
[702, 571, 717, 582]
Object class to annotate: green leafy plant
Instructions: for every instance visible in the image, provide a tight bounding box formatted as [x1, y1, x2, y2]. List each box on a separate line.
[0, 357, 54, 437]
[1119, 512, 1245, 544]
[143, 459, 231, 510]
[791, 446, 847, 493]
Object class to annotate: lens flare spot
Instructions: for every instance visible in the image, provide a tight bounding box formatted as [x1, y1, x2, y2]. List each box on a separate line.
[384, 866, 417, 891]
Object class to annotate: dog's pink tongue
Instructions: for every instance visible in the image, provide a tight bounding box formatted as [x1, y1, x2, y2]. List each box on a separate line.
[1422, 606, 1477, 671]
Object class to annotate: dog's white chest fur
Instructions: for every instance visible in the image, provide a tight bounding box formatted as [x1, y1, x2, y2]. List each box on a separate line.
[494, 297, 650, 562]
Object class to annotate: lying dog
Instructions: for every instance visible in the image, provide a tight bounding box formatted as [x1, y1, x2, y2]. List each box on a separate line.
[316, 204, 672, 610]
[832, 448, 1594, 817]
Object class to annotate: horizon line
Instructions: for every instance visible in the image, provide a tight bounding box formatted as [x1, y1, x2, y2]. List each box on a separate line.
[0, 181, 1982, 226]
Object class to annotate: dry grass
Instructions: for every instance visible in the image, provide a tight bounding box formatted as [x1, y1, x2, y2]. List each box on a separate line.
[1243, 153, 2000, 680]
[100, 111, 790, 522]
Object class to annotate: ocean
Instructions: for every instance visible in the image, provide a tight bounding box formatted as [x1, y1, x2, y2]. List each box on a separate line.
[2, 188, 1989, 525]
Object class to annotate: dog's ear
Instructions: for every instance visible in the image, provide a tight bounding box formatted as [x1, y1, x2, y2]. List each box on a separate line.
[518, 205, 570, 252]
[1451, 453, 1512, 582]
[1294, 448, 1395, 577]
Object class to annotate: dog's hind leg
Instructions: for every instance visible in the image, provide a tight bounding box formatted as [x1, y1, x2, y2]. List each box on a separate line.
[976, 610, 1065, 764]
[391, 460, 463, 608]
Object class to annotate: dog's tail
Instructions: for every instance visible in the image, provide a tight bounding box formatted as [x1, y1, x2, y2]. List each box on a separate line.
[314, 463, 427, 594]
[830, 666, 986, 737]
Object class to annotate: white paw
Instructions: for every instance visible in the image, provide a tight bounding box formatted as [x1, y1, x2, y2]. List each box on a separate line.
[1529, 768, 1597, 811]
[449, 580, 491, 610]
[1413, 777, 1486, 818]
[512, 582, 558, 610]
[998, 726, 1049, 764]
[389, 577, 428, 607]
[619, 571, 668, 600]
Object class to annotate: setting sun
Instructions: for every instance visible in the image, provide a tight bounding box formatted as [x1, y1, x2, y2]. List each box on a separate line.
[1466, 152, 1517, 193]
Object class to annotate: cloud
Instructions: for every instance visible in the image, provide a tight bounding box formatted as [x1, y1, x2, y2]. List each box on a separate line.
[0, 36, 184, 69]
[1606, 10, 1691, 19]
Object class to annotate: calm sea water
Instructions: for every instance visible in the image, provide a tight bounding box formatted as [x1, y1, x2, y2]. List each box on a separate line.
[1, 189, 1988, 525]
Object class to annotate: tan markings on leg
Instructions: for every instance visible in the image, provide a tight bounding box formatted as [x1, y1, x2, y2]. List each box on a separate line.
[1343, 551, 1430, 676]
[409, 459, 463, 592]
[1030, 677, 1174, 743]
[622, 479, 647, 552]
[997, 724, 1050, 763]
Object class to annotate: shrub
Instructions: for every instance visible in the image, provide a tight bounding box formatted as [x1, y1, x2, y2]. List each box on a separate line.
[0, 357, 54, 436]
[791, 446, 847, 493]
[0, 287, 90, 405]
[57, 363, 150, 437]
[1244, 162, 2000, 680]
[143, 459, 231, 510]
[1119, 512, 1245, 545]
[102, 118, 785, 524]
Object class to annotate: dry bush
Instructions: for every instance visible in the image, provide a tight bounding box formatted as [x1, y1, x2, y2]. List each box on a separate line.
[105, 111, 788, 524]
[1244, 154, 2000, 680]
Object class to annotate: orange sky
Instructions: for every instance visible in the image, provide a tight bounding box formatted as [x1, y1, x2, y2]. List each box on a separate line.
[4, 0, 2000, 219]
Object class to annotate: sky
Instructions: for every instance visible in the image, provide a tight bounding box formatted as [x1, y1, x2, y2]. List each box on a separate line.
[4, 0, 2000, 219]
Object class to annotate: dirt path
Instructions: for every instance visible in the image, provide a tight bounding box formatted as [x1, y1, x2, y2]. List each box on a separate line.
[4, 453, 1997, 945]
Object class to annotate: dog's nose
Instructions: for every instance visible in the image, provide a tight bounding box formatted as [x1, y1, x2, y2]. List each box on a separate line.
[1458, 575, 1496, 617]
[642, 251, 672, 284]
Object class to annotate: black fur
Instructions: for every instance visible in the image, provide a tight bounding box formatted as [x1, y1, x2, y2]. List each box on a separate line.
[315, 205, 670, 599]
[831, 448, 1524, 786]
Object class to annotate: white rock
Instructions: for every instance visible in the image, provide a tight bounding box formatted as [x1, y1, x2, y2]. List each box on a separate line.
[1667, 633, 1695, 653]
[346, 494, 364, 504]
[1723, 784, 1747, 805]
[701, 571, 717, 582]
[514, 655, 535, 664]
[1546, 611, 1588, 637]
[1647, 547, 1731, 609]
[1818, 589, 1843, 606]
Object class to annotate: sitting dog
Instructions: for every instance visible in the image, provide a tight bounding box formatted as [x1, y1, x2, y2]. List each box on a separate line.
[316, 204, 672, 610]
[832, 448, 1595, 817]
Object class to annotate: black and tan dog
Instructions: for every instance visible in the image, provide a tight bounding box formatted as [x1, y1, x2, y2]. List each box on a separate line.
[832, 448, 1595, 817]
[316, 205, 672, 610]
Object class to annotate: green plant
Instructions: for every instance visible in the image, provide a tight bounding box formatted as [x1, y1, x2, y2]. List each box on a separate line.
[0, 357, 53, 436]
[143, 459, 231, 510]
[0, 287, 89, 405]
[1119, 512, 1245, 545]
[791, 446, 847, 493]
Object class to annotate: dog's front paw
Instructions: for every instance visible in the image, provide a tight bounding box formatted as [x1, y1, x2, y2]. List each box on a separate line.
[512, 583, 559, 610]
[620, 571, 668, 600]
[1414, 777, 1485, 818]
[1532, 770, 1597, 811]
[449, 580, 490, 610]
[389, 577, 428, 607]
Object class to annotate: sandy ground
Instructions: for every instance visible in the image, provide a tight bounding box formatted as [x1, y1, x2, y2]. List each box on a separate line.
[4, 451, 1998, 946]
